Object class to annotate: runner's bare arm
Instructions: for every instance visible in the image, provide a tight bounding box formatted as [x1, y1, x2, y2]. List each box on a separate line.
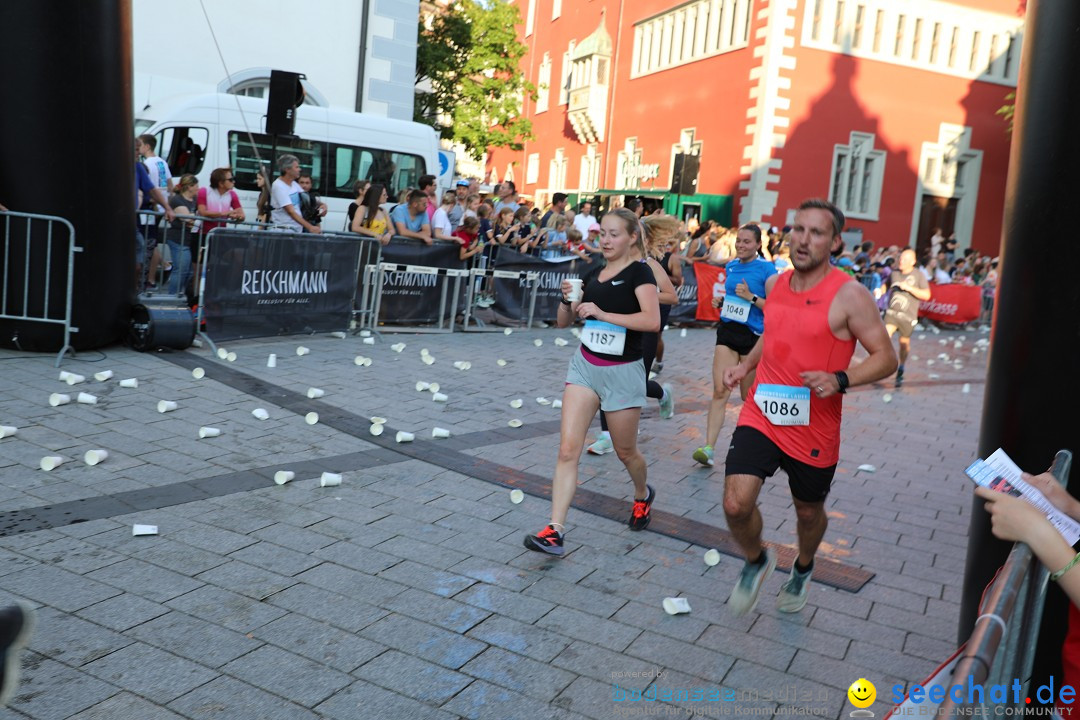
[840, 281, 897, 386]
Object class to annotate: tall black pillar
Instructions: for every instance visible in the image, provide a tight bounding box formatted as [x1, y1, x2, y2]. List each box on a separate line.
[0, 1, 135, 350]
[960, 0, 1080, 689]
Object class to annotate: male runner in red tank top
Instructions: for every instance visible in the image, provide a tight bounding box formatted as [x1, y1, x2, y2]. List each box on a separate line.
[721, 199, 897, 615]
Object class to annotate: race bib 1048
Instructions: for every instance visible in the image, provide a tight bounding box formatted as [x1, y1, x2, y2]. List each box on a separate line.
[721, 295, 752, 324]
[582, 320, 627, 356]
[754, 384, 810, 426]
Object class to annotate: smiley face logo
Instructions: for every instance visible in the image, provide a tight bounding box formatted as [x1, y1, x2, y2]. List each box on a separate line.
[848, 678, 876, 709]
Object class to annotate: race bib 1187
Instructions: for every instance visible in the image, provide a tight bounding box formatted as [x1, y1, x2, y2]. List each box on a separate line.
[582, 320, 627, 356]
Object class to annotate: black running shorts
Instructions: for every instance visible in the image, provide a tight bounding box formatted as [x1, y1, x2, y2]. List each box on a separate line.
[724, 425, 838, 503]
[715, 320, 759, 356]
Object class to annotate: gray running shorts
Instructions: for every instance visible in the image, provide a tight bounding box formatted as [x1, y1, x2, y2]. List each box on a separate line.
[565, 349, 647, 412]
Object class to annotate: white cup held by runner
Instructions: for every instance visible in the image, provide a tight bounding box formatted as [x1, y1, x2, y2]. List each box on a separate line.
[566, 278, 583, 302]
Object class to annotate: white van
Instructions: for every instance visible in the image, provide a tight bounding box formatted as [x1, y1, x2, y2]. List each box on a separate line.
[135, 93, 440, 231]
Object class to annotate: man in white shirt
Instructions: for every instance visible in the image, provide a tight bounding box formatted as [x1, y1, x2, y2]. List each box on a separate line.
[271, 154, 322, 234]
[493, 181, 520, 214]
[572, 200, 597, 236]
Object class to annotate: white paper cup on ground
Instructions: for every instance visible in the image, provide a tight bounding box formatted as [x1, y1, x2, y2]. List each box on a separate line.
[191, 367, 205, 379]
[84, 449, 109, 466]
[857, 464, 877, 473]
[962, 383, 971, 394]
[510, 489, 525, 504]
[662, 597, 692, 615]
[566, 278, 583, 302]
[360, 330, 371, 337]
[191, 338, 203, 348]
[508, 419, 523, 428]
[49, 393, 71, 407]
[432, 427, 451, 438]
[76, 392, 98, 405]
[536, 397, 550, 405]
[552, 399, 562, 409]
[252, 408, 270, 420]
[320, 472, 342, 487]
[224, 352, 236, 362]
[0, 426, 17, 439]
[307, 388, 325, 399]
[882, 394, 893, 403]
[369, 423, 384, 436]
[305, 412, 319, 425]
[428, 383, 440, 393]
[496, 359, 507, 367]
[64, 372, 86, 385]
[119, 378, 138, 388]
[363, 337, 375, 345]
[157, 400, 178, 413]
[198, 427, 221, 438]
[296, 346, 310, 356]
[267, 354, 277, 368]
[680, 328, 688, 338]
[354, 355, 367, 366]
[370, 417, 387, 425]
[395, 431, 415, 443]
[571, 328, 581, 338]
[703, 549, 721, 567]
[503, 328, 513, 335]
[331, 331, 347, 339]
[415, 381, 430, 392]
[432, 392, 448, 403]
[94, 370, 114, 382]
[132, 524, 158, 536]
[391, 343, 406, 353]
[217, 348, 228, 359]
[509, 399, 523, 409]
[274, 470, 295, 485]
[40, 456, 65, 471]
[422, 355, 435, 365]
[533, 339, 543, 347]
[554, 338, 568, 347]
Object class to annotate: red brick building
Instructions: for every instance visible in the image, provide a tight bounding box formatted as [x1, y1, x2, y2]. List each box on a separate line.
[487, 0, 1023, 255]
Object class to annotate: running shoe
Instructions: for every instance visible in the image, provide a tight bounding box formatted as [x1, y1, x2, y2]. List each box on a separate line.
[895, 365, 905, 386]
[0, 603, 35, 706]
[523, 524, 564, 556]
[692, 445, 714, 467]
[587, 435, 614, 455]
[728, 550, 776, 616]
[777, 564, 813, 613]
[659, 384, 675, 419]
[653, 361, 664, 375]
[628, 484, 655, 531]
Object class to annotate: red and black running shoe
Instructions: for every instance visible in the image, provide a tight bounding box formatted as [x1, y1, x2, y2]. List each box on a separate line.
[628, 485, 656, 531]
[523, 524, 564, 556]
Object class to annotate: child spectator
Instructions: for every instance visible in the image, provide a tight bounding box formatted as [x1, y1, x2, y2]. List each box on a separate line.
[453, 216, 484, 261]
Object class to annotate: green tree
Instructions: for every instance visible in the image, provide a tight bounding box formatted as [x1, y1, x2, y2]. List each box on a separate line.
[996, 91, 1015, 134]
[415, 0, 537, 157]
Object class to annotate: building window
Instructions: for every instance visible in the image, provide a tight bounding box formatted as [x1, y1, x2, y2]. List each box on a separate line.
[525, 0, 536, 36]
[536, 53, 551, 113]
[631, 0, 751, 78]
[948, 27, 959, 68]
[560, 41, 575, 105]
[549, 148, 567, 190]
[526, 153, 540, 185]
[911, 18, 922, 61]
[811, 0, 823, 41]
[833, 1, 845, 45]
[853, 5, 865, 49]
[894, 15, 906, 57]
[929, 22, 941, 65]
[872, 10, 883, 53]
[552, 0, 561, 21]
[579, 144, 601, 191]
[969, 31, 981, 72]
[829, 131, 886, 221]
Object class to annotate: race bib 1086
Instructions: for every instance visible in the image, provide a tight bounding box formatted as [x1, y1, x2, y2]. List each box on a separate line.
[754, 384, 810, 426]
[582, 320, 627, 356]
[721, 295, 752, 323]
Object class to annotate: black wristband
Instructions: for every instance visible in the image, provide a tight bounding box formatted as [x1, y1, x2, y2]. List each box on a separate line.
[834, 370, 849, 394]
[560, 298, 573, 306]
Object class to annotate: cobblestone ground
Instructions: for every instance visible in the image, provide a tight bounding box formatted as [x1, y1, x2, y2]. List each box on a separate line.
[0, 322, 990, 719]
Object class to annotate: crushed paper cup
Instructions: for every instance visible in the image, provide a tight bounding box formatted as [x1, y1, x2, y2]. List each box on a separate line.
[369, 423, 384, 436]
[508, 419, 523, 428]
[882, 394, 893, 403]
[118, 378, 138, 388]
[496, 359, 507, 367]
[552, 399, 562, 409]
[432, 427, 451, 438]
[962, 383, 971, 394]
[363, 337, 375, 345]
[370, 417, 387, 425]
[132, 524, 158, 536]
[226, 352, 237, 363]
[157, 400, 178, 413]
[320, 472, 342, 487]
[533, 339, 543, 347]
[191, 367, 205, 379]
[84, 449, 109, 466]
[453, 361, 472, 370]
[571, 328, 581, 338]
[94, 370, 114, 382]
[662, 597, 692, 615]
[49, 393, 71, 407]
[503, 328, 513, 336]
[252, 408, 270, 420]
[0, 426, 17, 439]
[330, 331, 347, 339]
[554, 338, 568, 347]
[274, 470, 295, 485]
[395, 431, 415, 443]
[420, 348, 430, 356]
[191, 338, 203, 348]
[307, 388, 325, 399]
[198, 427, 221, 438]
[857, 464, 877, 473]
[296, 346, 310, 356]
[39, 456, 65, 471]
[509, 399, 523, 409]
[510, 489, 525, 504]
[217, 348, 228, 359]
[360, 330, 371, 337]
[939, 339, 947, 346]
[536, 397, 551, 405]
[704, 549, 721, 566]
[267, 354, 277, 368]
[76, 392, 98, 405]
[422, 355, 435, 366]
[305, 412, 319, 425]
[926, 360, 936, 366]
[353, 355, 370, 366]
[415, 381, 430, 392]
[428, 383, 441, 393]
[391, 343, 406, 353]
[432, 392, 448, 403]
[954, 341, 963, 349]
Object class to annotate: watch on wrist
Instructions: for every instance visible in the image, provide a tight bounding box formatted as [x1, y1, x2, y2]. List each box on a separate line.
[751, 295, 759, 305]
[834, 370, 849, 394]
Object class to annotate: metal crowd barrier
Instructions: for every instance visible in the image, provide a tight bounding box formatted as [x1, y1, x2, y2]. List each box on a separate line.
[0, 210, 82, 366]
[935, 449, 1072, 717]
[369, 260, 469, 334]
[461, 265, 540, 331]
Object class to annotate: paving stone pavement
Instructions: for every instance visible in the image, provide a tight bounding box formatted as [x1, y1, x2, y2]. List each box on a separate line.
[0, 323, 992, 719]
